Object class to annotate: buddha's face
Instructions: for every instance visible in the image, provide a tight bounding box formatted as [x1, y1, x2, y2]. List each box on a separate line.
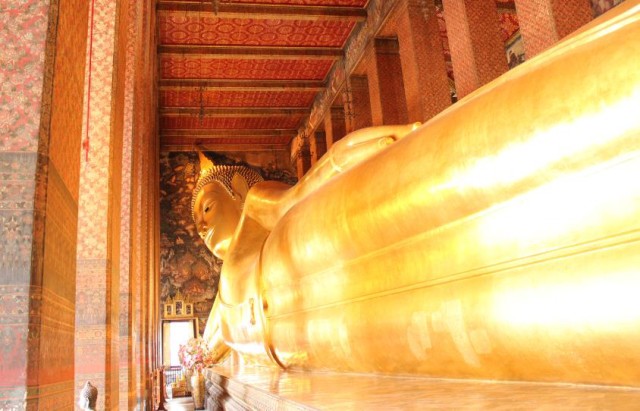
[193, 181, 241, 260]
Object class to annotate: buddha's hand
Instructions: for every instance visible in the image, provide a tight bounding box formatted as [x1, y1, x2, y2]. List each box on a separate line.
[329, 122, 421, 173]
[202, 298, 231, 363]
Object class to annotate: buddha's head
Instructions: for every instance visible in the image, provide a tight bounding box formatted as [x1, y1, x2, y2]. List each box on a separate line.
[191, 153, 263, 259]
[78, 381, 97, 411]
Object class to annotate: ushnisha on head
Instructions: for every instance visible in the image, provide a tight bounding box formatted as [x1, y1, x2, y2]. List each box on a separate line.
[191, 153, 263, 259]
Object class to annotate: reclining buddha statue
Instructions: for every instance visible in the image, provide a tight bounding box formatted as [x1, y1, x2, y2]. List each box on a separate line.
[193, 1, 640, 387]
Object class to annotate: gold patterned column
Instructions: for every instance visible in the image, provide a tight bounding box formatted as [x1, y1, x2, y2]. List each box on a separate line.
[74, 0, 121, 408]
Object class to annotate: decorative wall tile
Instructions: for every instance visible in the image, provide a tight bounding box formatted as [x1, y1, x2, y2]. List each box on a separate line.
[442, 0, 508, 98]
[118, 0, 138, 406]
[77, 0, 117, 261]
[0, 285, 30, 388]
[75, 0, 117, 410]
[0, 0, 49, 152]
[513, 0, 592, 58]
[0, 153, 37, 282]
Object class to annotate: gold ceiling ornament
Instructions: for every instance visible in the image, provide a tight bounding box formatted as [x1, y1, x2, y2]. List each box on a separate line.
[164, 291, 194, 318]
[167, 290, 190, 305]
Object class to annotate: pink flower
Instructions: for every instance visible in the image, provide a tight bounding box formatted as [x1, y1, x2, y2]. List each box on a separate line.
[178, 337, 216, 372]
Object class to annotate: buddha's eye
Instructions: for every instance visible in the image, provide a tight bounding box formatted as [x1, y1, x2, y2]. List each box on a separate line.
[203, 200, 215, 214]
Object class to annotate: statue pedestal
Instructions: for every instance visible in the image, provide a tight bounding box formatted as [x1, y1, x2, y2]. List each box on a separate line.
[204, 365, 640, 410]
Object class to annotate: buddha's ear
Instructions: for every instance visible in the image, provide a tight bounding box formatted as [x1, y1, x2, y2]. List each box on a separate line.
[231, 173, 250, 204]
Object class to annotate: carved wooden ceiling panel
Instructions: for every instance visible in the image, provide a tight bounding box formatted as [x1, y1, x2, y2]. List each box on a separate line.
[160, 115, 304, 130]
[160, 56, 335, 80]
[160, 89, 318, 108]
[169, 0, 368, 6]
[157, 0, 368, 152]
[160, 136, 293, 152]
[159, 14, 356, 47]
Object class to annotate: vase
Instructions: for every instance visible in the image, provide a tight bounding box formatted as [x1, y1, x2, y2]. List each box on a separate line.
[191, 371, 205, 410]
[183, 368, 193, 392]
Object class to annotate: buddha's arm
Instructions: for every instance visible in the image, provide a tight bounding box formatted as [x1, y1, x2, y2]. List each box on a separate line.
[244, 123, 420, 230]
[202, 297, 230, 362]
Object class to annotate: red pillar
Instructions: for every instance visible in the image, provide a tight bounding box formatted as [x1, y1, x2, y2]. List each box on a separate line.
[442, 0, 508, 98]
[345, 75, 373, 132]
[310, 130, 327, 165]
[396, 0, 452, 122]
[325, 106, 347, 150]
[296, 144, 312, 180]
[514, 0, 592, 58]
[367, 37, 409, 126]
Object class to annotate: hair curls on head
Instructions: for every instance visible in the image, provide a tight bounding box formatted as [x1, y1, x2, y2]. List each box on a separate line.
[191, 162, 263, 221]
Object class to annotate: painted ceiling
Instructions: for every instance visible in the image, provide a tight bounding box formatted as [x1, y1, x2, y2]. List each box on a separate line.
[157, 0, 368, 152]
[156, 0, 527, 153]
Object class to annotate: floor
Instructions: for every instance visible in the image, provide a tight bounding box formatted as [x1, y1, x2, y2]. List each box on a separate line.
[204, 364, 640, 410]
[165, 396, 195, 411]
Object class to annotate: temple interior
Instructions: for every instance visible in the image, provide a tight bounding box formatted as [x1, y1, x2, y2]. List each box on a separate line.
[1, 0, 639, 409]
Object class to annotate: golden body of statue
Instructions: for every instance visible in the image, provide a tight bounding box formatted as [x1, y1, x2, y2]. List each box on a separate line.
[193, 2, 640, 388]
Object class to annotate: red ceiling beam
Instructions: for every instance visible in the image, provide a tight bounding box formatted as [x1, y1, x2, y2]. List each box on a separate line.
[156, 2, 367, 21]
[159, 107, 309, 116]
[161, 143, 290, 152]
[161, 129, 297, 137]
[158, 79, 326, 91]
[158, 45, 343, 59]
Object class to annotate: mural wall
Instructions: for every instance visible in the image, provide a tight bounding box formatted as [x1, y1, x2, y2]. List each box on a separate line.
[591, 0, 626, 17]
[159, 151, 296, 334]
[495, 0, 525, 69]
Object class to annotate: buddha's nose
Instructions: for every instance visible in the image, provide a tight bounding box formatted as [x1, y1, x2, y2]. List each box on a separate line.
[196, 220, 207, 237]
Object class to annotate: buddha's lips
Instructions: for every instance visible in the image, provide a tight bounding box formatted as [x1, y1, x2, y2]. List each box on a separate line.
[204, 227, 215, 245]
